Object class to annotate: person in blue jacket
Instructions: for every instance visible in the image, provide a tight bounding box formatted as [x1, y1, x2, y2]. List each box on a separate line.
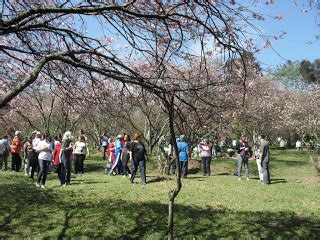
[177, 135, 190, 178]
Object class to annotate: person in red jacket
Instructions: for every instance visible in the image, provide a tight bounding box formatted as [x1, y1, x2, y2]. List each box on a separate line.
[11, 131, 22, 172]
[53, 135, 62, 181]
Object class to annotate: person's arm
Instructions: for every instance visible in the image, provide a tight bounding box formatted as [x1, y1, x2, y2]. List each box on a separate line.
[86, 144, 90, 157]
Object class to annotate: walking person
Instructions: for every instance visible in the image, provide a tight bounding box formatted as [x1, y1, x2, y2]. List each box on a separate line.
[29, 132, 42, 180]
[0, 134, 10, 171]
[259, 134, 271, 185]
[121, 134, 131, 177]
[73, 136, 89, 174]
[10, 131, 22, 172]
[23, 137, 33, 176]
[60, 131, 74, 186]
[36, 135, 53, 189]
[199, 138, 212, 176]
[129, 132, 147, 185]
[177, 135, 190, 178]
[236, 134, 251, 180]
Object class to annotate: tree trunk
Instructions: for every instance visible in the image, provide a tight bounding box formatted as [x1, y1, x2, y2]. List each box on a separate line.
[166, 97, 181, 240]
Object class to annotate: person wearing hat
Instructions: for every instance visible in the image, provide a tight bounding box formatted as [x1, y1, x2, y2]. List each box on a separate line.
[113, 134, 123, 174]
[177, 135, 190, 178]
[10, 131, 22, 172]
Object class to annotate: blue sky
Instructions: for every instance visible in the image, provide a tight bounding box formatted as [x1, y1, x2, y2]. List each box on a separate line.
[251, 0, 320, 68]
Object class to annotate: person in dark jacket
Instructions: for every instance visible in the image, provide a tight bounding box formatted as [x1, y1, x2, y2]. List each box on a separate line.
[236, 134, 252, 180]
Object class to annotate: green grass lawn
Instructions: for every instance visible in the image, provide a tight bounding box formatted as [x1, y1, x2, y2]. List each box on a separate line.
[0, 150, 319, 239]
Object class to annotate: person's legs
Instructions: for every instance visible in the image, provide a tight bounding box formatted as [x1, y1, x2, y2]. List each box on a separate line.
[130, 160, 139, 183]
[170, 157, 176, 175]
[139, 159, 146, 184]
[256, 159, 263, 181]
[11, 153, 16, 171]
[201, 157, 206, 175]
[41, 161, 50, 185]
[17, 154, 22, 172]
[244, 158, 249, 178]
[103, 146, 107, 160]
[37, 159, 44, 185]
[181, 161, 188, 178]
[122, 155, 128, 176]
[207, 157, 212, 175]
[237, 154, 243, 178]
[66, 156, 72, 184]
[60, 156, 66, 185]
[0, 154, 3, 170]
[79, 154, 85, 174]
[262, 161, 270, 184]
[3, 153, 8, 171]
[74, 154, 79, 174]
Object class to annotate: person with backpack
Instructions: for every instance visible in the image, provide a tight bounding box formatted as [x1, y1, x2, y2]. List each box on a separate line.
[177, 135, 190, 178]
[36, 135, 53, 189]
[11, 131, 22, 172]
[0, 134, 10, 171]
[73, 135, 89, 174]
[199, 138, 212, 176]
[129, 132, 147, 185]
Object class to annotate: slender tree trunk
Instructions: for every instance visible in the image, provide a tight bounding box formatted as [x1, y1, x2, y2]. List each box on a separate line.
[166, 97, 181, 240]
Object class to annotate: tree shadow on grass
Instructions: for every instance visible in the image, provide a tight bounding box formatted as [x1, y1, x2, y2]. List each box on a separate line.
[0, 175, 320, 239]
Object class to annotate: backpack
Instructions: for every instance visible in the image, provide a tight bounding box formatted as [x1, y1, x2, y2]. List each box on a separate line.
[0, 140, 5, 154]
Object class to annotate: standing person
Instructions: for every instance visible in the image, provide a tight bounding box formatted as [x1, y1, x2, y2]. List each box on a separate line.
[29, 132, 42, 180]
[279, 138, 285, 151]
[129, 132, 147, 185]
[121, 134, 131, 177]
[23, 137, 33, 176]
[236, 135, 251, 180]
[255, 145, 263, 182]
[105, 138, 115, 174]
[296, 140, 302, 151]
[36, 135, 53, 189]
[0, 134, 10, 171]
[177, 135, 190, 179]
[10, 131, 22, 172]
[60, 131, 74, 186]
[52, 135, 62, 181]
[259, 134, 271, 185]
[114, 134, 123, 175]
[199, 138, 212, 176]
[73, 136, 89, 174]
[101, 132, 109, 161]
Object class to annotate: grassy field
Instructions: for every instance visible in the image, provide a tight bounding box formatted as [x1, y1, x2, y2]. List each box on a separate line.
[0, 149, 319, 239]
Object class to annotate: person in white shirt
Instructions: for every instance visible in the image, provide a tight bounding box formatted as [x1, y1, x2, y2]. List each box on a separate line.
[73, 136, 89, 174]
[36, 135, 53, 189]
[296, 140, 302, 151]
[0, 134, 10, 171]
[30, 131, 42, 179]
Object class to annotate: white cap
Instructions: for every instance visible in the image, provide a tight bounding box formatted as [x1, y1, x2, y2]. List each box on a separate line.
[15, 131, 21, 136]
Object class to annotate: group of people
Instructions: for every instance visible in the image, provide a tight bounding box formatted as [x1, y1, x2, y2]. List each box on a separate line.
[165, 133, 271, 185]
[0, 130, 89, 188]
[100, 132, 147, 185]
[1, 129, 272, 188]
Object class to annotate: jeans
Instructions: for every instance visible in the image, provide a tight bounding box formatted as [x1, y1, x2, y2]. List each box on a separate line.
[61, 153, 72, 185]
[29, 152, 39, 179]
[37, 159, 50, 185]
[74, 154, 85, 174]
[130, 159, 146, 184]
[102, 145, 108, 160]
[0, 153, 8, 170]
[11, 153, 22, 171]
[237, 154, 249, 178]
[24, 153, 31, 175]
[256, 159, 263, 181]
[122, 154, 131, 176]
[262, 161, 270, 184]
[201, 156, 212, 175]
[179, 161, 188, 178]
